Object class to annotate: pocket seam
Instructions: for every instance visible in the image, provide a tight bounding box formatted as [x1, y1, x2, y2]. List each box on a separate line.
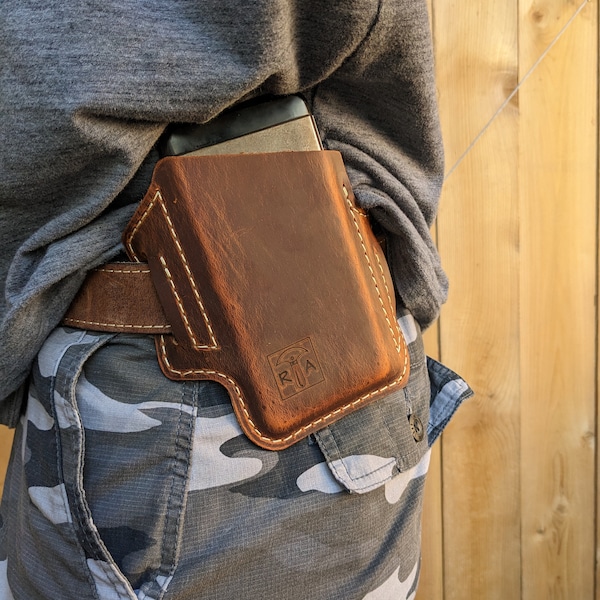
[52, 330, 137, 599]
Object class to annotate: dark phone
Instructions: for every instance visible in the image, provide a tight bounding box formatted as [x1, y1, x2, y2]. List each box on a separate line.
[159, 96, 322, 157]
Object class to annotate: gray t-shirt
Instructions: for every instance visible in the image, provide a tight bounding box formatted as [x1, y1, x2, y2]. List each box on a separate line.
[0, 0, 447, 425]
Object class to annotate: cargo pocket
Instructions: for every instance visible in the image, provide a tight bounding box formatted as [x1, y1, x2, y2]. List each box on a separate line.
[41, 328, 194, 600]
[2, 328, 138, 599]
[313, 311, 431, 494]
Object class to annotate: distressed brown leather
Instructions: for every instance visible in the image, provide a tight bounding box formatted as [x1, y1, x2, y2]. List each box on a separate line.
[63, 263, 171, 334]
[123, 150, 409, 450]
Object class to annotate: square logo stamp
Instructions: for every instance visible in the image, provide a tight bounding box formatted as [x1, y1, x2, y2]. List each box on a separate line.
[268, 337, 325, 400]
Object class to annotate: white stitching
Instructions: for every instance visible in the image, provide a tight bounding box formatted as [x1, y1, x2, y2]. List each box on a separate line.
[63, 317, 170, 331]
[158, 255, 215, 350]
[96, 267, 151, 274]
[373, 250, 400, 345]
[126, 188, 219, 350]
[133, 171, 410, 448]
[124, 190, 159, 260]
[156, 193, 219, 350]
[342, 184, 402, 353]
[159, 332, 409, 448]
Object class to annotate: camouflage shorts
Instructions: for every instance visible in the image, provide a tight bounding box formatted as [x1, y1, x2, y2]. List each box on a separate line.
[0, 310, 470, 599]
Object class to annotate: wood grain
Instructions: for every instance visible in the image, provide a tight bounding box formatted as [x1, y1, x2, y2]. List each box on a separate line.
[518, 1, 597, 598]
[597, 19, 600, 597]
[419, 0, 599, 598]
[432, 1, 522, 598]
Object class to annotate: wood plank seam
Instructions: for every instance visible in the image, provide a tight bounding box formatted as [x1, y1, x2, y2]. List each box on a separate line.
[443, 0, 591, 181]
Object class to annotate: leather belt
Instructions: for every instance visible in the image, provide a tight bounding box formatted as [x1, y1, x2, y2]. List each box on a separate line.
[62, 263, 171, 334]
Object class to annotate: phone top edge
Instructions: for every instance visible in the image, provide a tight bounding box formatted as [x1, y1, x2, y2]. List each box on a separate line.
[160, 96, 311, 157]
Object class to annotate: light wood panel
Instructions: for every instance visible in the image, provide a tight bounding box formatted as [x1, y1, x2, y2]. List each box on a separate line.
[433, 1, 522, 598]
[420, 0, 598, 598]
[597, 22, 600, 597]
[519, 1, 597, 597]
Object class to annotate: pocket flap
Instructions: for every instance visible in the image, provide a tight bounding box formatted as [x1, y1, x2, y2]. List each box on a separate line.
[314, 386, 428, 494]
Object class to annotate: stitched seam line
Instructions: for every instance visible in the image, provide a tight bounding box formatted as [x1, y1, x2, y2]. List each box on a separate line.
[328, 455, 397, 492]
[373, 251, 398, 342]
[156, 193, 219, 350]
[96, 267, 151, 274]
[343, 185, 402, 353]
[152, 388, 186, 600]
[62, 317, 170, 331]
[159, 255, 213, 349]
[125, 188, 218, 350]
[124, 190, 160, 260]
[160, 335, 408, 447]
[60, 334, 135, 599]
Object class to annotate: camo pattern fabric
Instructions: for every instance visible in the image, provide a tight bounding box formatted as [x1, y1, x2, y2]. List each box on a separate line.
[0, 309, 471, 600]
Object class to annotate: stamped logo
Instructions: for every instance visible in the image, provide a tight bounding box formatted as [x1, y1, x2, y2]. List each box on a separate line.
[268, 337, 324, 399]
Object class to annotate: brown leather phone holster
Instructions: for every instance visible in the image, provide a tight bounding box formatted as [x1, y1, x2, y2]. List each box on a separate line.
[123, 150, 409, 450]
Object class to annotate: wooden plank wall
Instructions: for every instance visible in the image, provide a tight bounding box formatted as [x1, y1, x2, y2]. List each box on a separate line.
[0, 2, 597, 598]
[419, 0, 598, 599]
